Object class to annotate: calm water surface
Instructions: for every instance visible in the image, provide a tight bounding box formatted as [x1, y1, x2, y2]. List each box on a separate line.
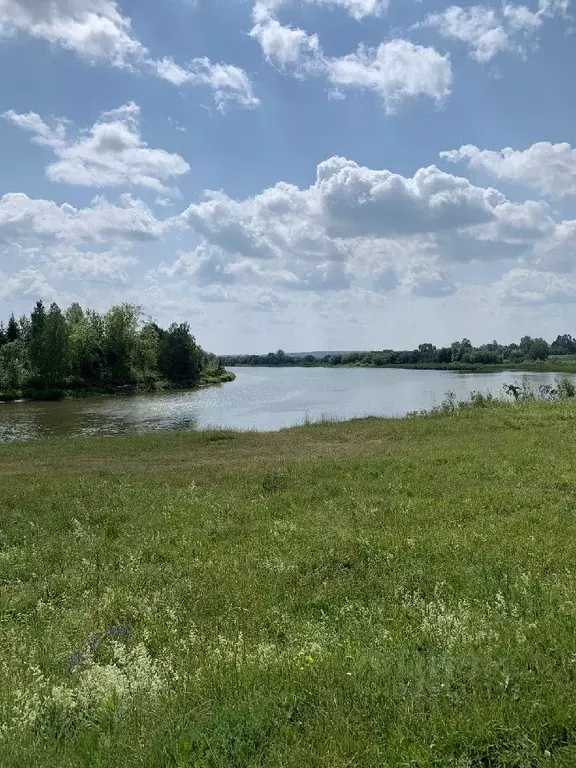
[0, 367, 571, 443]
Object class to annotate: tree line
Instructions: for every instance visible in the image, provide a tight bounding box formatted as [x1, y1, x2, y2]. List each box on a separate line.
[222, 335, 576, 369]
[0, 301, 228, 396]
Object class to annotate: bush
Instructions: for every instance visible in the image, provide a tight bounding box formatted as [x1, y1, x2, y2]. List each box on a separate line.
[30, 389, 67, 401]
[556, 376, 576, 399]
[0, 389, 20, 402]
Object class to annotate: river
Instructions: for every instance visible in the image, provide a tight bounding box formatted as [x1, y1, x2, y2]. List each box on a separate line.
[0, 367, 571, 443]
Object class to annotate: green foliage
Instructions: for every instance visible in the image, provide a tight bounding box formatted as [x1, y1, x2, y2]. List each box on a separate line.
[102, 303, 141, 384]
[0, 301, 232, 399]
[6, 313, 20, 342]
[0, 340, 29, 390]
[43, 303, 69, 385]
[158, 323, 202, 385]
[221, 333, 562, 370]
[4, 402, 576, 765]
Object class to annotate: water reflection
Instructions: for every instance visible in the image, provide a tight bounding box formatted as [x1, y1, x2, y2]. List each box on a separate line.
[0, 367, 572, 443]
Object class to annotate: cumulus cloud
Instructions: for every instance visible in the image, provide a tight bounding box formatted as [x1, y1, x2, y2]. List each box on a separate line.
[250, 17, 321, 70]
[496, 268, 576, 303]
[0, 191, 169, 247]
[0, 266, 55, 301]
[4, 103, 190, 195]
[5, 149, 576, 317]
[42, 249, 137, 284]
[315, 156, 502, 237]
[162, 154, 564, 298]
[423, 6, 513, 63]
[250, 0, 451, 109]
[0, 0, 146, 67]
[421, 1, 565, 63]
[441, 142, 576, 199]
[324, 40, 452, 112]
[0, 0, 258, 109]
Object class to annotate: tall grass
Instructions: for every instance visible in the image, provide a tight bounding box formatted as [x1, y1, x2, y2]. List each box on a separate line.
[2, 400, 576, 765]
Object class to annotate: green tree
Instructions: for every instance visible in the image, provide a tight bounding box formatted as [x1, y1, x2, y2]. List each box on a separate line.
[438, 347, 452, 364]
[528, 338, 550, 361]
[103, 304, 141, 383]
[6, 314, 20, 343]
[42, 303, 69, 385]
[67, 306, 105, 385]
[136, 323, 160, 382]
[0, 341, 29, 389]
[158, 323, 202, 384]
[29, 301, 47, 380]
[519, 336, 534, 356]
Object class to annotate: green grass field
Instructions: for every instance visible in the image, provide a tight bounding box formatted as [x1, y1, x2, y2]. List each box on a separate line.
[2, 401, 576, 767]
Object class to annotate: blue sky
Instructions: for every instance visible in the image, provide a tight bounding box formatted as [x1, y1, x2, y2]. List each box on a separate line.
[1, 0, 576, 353]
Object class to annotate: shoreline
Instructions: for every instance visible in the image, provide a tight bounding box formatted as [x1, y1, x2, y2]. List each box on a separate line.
[227, 361, 576, 374]
[0, 370, 236, 404]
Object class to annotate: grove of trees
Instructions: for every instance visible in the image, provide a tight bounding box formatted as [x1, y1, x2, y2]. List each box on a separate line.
[0, 301, 226, 395]
[222, 334, 576, 369]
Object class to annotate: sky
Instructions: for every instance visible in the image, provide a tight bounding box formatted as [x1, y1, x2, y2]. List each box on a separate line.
[1, 0, 576, 353]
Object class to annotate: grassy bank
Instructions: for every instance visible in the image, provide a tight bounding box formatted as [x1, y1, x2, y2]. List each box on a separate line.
[0, 369, 236, 403]
[2, 401, 576, 766]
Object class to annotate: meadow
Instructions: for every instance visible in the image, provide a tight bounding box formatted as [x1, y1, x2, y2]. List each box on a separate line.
[2, 399, 576, 766]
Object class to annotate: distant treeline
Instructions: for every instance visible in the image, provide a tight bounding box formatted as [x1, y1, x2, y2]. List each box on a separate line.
[0, 301, 229, 397]
[222, 335, 576, 369]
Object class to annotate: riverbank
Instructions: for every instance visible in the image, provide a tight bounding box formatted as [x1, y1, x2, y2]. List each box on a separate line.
[0, 369, 236, 403]
[2, 399, 576, 766]
[230, 359, 576, 374]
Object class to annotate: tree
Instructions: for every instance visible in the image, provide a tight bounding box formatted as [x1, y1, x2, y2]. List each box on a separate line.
[29, 301, 47, 380]
[42, 303, 69, 385]
[103, 304, 141, 383]
[6, 314, 20, 343]
[0, 324, 6, 346]
[438, 347, 452, 364]
[136, 323, 160, 382]
[67, 308, 105, 385]
[519, 336, 534, 356]
[528, 338, 550, 361]
[418, 343, 437, 362]
[158, 323, 202, 384]
[551, 334, 576, 356]
[0, 340, 28, 390]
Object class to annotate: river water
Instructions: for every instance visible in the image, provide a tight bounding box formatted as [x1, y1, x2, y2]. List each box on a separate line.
[0, 367, 570, 443]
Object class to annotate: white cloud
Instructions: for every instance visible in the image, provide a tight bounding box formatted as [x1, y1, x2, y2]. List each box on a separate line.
[0, 266, 55, 301]
[251, 0, 451, 109]
[164, 154, 555, 297]
[0, 192, 169, 247]
[250, 17, 321, 70]
[441, 142, 576, 198]
[153, 58, 260, 111]
[43, 249, 137, 284]
[253, 0, 388, 23]
[324, 40, 452, 112]
[423, 6, 519, 62]
[315, 156, 502, 237]
[0, 0, 146, 67]
[422, 2, 559, 63]
[0, 0, 258, 109]
[538, 0, 570, 16]
[4, 103, 190, 195]
[496, 268, 576, 303]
